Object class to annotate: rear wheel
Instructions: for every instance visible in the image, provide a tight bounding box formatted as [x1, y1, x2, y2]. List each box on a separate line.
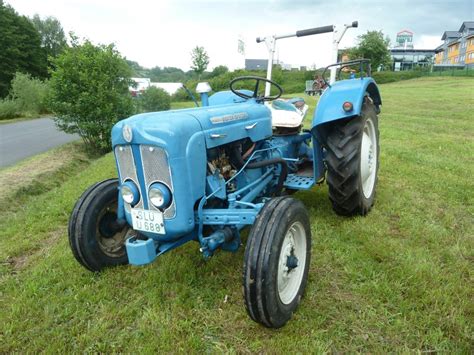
[68, 179, 130, 272]
[243, 197, 311, 328]
[323, 100, 380, 216]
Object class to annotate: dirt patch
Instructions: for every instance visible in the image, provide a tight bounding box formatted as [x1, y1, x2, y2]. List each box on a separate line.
[4, 227, 65, 274]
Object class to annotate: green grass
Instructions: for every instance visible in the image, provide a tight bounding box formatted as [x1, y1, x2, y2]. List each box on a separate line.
[1, 77, 473, 352]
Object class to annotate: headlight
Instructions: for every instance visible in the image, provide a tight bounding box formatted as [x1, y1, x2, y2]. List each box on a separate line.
[149, 183, 171, 209]
[123, 124, 133, 142]
[121, 181, 139, 205]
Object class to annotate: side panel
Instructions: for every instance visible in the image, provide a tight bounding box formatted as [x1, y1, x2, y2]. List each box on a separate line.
[188, 102, 272, 149]
[311, 77, 381, 129]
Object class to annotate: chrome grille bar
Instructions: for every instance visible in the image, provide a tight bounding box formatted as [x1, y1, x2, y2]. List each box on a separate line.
[114, 145, 143, 211]
[140, 145, 176, 219]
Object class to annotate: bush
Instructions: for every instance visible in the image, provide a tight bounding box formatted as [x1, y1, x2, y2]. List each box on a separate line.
[9, 72, 49, 114]
[0, 99, 20, 120]
[171, 87, 197, 102]
[48, 38, 134, 154]
[0, 72, 49, 120]
[139, 87, 170, 112]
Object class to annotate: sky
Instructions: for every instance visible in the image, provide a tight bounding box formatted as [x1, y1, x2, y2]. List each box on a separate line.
[6, 0, 473, 71]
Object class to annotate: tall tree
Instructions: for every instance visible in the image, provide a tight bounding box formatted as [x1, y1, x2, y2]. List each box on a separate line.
[190, 46, 209, 79]
[349, 31, 391, 71]
[0, 2, 47, 97]
[31, 14, 67, 63]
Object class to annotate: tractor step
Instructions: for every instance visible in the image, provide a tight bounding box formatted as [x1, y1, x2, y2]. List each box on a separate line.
[284, 174, 315, 190]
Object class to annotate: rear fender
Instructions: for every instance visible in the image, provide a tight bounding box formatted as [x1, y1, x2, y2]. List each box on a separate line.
[311, 77, 381, 131]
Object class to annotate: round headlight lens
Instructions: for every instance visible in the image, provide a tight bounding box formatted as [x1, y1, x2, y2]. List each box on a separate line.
[121, 181, 139, 205]
[149, 183, 171, 209]
[123, 125, 133, 143]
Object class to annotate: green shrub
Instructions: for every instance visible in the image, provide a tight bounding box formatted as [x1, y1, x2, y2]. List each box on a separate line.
[0, 99, 20, 120]
[139, 87, 170, 112]
[48, 38, 134, 154]
[171, 87, 197, 102]
[9, 72, 49, 114]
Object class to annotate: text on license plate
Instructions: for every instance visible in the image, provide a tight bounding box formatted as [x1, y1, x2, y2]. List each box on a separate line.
[131, 208, 165, 234]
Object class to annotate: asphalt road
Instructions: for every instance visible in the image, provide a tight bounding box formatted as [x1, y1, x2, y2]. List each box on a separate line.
[0, 118, 79, 168]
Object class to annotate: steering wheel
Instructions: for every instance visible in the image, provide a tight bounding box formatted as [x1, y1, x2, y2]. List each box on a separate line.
[229, 76, 283, 102]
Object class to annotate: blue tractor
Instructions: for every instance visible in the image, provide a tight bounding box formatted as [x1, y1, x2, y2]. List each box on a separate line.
[69, 21, 381, 328]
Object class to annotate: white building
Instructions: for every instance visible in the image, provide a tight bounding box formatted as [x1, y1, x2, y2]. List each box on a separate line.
[149, 82, 183, 95]
[129, 77, 150, 94]
[129, 77, 182, 96]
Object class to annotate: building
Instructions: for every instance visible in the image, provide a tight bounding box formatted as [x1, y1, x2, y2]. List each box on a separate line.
[389, 29, 435, 71]
[391, 49, 435, 71]
[245, 59, 304, 71]
[395, 30, 414, 49]
[149, 82, 183, 95]
[129, 77, 150, 95]
[434, 21, 474, 68]
[245, 59, 268, 70]
[129, 78, 182, 96]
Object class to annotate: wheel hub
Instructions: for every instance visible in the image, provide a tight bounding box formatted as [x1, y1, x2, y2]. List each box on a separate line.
[96, 203, 129, 257]
[277, 221, 307, 305]
[360, 117, 377, 198]
[286, 255, 299, 270]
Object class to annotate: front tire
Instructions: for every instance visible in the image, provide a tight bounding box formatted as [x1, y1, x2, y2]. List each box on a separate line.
[243, 197, 311, 328]
[68, 179, 130, 272]
[323, 100, 380, 216]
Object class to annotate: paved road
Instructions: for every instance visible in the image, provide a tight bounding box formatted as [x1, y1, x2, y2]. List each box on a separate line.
[0, 118, 79, 168]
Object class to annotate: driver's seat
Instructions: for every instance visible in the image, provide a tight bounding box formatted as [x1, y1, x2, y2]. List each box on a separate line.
[269, 98, 308, 128]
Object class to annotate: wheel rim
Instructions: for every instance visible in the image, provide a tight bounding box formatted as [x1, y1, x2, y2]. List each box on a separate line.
[96, 201, 129, 258]
[277, 221, 307, 305]
[360, 117, 377, 198]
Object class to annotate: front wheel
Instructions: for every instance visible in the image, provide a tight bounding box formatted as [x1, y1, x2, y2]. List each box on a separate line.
[68, 179, 130, 272]
[323, 100, 380, 216]
[243, 197, 311, 328]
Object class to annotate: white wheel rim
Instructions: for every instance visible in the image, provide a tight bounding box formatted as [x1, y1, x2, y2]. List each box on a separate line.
[360, 117, 377, 198]
[277, 221, 307, 305]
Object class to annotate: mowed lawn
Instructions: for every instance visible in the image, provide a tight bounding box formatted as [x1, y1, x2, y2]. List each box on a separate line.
[1, 77, 473, 352]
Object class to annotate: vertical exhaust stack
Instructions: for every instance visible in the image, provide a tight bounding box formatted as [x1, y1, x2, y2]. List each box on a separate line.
[196, 82, 212, 107]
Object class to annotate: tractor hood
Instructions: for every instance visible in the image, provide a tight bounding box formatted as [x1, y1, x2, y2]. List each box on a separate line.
[112, 101, 271, 151]
[111, 102, 272, 243]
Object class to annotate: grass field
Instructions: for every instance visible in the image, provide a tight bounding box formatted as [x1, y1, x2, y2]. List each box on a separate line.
[1, 77, 473, 352]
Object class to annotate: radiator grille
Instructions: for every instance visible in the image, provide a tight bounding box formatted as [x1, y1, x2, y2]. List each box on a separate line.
[114, 145, 143, 211]
[140, 145, 176, 218]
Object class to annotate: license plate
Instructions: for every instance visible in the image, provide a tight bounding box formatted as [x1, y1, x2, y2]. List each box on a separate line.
[131, 208, 165, 234]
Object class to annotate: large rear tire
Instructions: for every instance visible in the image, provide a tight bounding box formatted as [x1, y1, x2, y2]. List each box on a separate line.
[243, 197, 311, 328]
[323, 99, 380, 216]
[68, 179, 130, 272]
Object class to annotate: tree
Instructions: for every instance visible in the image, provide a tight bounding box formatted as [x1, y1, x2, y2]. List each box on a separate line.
[139, 87, 170, 113]
[190, 46, 209, 79]
[349, 31, 391, 71]
[0, 2, 47, 97]
[210, 65, 229, 78]
[31, 14, 67, 65]
[48, 37, 134, 153]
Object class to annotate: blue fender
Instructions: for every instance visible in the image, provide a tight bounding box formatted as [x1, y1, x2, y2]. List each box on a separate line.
[311, 77, 381, 130]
